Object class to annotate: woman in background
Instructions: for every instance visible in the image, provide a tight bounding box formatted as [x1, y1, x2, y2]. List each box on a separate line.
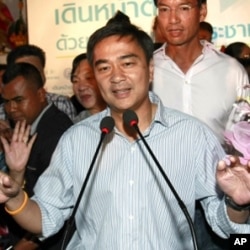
[70, 53, 106, 123]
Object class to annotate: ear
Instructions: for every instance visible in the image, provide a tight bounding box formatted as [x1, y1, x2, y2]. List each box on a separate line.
[199, 4, 207, 22]
[37, 87, 47, 102]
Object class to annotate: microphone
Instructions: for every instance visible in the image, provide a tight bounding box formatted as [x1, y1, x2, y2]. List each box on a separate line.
[123, 110, 199, 250]
[61, 116, 115, 250]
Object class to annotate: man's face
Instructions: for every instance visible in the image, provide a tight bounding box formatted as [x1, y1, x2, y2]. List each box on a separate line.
[2, 76, 46, 124]
[240, 45, 250, 59]
[157, 0, 207, 46]
[72, 59, 104, 112]
[198, 29, 212, 42]
[92, 35, 153, 114]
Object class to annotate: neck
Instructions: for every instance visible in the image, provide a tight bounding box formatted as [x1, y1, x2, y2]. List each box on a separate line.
[111, 102, 157, 142]
[89, 103, 106, 115]
[166, 39, 203, 73]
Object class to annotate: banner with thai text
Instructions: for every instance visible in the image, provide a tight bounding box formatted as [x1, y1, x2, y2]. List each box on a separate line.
[26, 0, 250, 96]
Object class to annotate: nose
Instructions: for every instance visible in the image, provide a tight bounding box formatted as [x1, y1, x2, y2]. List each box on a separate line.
[168, 9, 181, 23]
[110, 66, 125, 84]
[6, 100, 17, 113]
[78, 84, 89, 91]
[74, 80, 90, 91]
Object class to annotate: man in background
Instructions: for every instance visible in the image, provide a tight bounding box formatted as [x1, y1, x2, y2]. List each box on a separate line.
[0, 62, 72, 249]
[0, 44, 76, 121]
[152, 0, 249, 249]
[199, 21, 213, 43]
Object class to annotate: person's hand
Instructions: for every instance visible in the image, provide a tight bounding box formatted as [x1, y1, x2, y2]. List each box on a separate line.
[216, 156, 250, 205]
[14, 237, 40, 250]
[1, 120, 37, 172]
[0, 171, 20, 203]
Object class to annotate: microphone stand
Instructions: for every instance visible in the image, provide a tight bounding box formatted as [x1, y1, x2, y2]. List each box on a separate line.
[123, 108, 199, 250]
[133, 125, 198, 250]
[60, 132, 107, 250]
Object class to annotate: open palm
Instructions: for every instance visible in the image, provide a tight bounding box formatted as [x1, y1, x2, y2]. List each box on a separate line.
[0, 121, 37, 173]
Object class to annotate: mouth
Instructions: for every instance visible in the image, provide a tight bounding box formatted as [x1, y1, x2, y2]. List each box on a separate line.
[80, 94, 92, 101]
[168, 28, 182, 37]
[112, 88, 131, 98]
[10, 116, 24, 123]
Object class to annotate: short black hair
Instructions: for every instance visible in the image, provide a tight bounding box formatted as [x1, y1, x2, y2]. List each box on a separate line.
[199, 21, 213, 34]
[87, 22, 154, 66]
[153, 0, 206, 7]
[7, 44, 46, 68]
[224, 42, 249, 59]
[0, 64, 7, 71]
[106, 10, 131, 25]
[2, 62, 44, 89]
[70, 53, 87, 82]
[237, 57, 250, 67]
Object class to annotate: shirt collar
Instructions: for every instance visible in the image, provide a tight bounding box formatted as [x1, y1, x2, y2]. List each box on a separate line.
[30, 103, 51, 135]
[200, 40, 217, 54]
[157, 40, 218, 59]
[149, 91, 169, 127]
[105, 91, 169, 130]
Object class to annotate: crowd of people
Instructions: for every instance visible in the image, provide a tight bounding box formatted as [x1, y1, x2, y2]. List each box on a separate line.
[0, 0, 249, 249]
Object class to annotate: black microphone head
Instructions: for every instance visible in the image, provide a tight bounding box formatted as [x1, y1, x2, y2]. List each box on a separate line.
[123, 109, 138, 128]
[100, 116, 115, 134]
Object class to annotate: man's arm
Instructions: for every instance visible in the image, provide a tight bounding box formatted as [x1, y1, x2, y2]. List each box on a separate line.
[0, 173, 42, 234]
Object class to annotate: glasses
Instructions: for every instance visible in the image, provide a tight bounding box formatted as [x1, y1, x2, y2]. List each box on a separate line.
[158, 4, 199, 17]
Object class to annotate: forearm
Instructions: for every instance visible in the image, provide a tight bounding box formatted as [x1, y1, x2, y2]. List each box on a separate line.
[5, 190, 42, 234]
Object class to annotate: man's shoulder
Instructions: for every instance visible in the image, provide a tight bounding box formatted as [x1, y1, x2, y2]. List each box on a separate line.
[38, 104, 73, 129]
[46, 92, 71, 101]
[45, 92, 76, 120]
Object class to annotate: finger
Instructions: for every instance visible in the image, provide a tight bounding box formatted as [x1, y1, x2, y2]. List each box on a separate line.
[0, 136, 10, 152]
[27, 133, 37, 149]
[24, 124, 31, 137]
[12, 121, 21, 142]
[0, 174, 15, 190]
[17, 120, 26, 142]
[217, 160, 227, 171]
[0, 175, 20, 197]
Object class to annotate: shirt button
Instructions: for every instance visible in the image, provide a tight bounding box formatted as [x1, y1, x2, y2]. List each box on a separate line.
[128, 215, 134, 220]
[129, 180, 134, 186]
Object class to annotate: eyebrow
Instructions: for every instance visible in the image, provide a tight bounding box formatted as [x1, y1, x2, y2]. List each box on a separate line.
[158, 1, 193, 6]
[94, 53, 139, 67]
[2, 96, 24, 102]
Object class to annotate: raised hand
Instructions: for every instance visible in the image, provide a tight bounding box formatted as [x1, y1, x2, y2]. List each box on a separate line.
[0, 120, 37, 182]
[216, 156, 250, 206]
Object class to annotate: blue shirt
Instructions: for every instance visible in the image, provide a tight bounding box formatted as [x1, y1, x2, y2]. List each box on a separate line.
[32, 92, 250, 250]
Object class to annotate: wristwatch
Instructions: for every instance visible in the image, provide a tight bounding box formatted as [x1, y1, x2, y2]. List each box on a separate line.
[225, 195, 250, 211]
